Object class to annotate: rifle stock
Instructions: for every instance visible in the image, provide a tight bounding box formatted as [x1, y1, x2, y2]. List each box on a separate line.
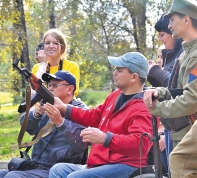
[12, 58, 54, 113]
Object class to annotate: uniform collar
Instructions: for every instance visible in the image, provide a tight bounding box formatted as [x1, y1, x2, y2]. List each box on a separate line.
[182, 37, 197, 53]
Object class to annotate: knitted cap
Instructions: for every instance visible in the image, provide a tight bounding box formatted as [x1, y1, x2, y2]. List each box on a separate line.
[155, 13, 172, 34]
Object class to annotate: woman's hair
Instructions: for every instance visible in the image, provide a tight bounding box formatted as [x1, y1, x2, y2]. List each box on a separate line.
[43, 29, 67, 59]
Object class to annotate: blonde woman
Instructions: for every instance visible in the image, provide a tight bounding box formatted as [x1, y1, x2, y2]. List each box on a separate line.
[32, 29, 80, 96]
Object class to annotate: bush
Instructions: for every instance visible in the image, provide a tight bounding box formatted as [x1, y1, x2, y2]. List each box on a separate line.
[78, 90, 111, 107]
[78, 90, 88, 101]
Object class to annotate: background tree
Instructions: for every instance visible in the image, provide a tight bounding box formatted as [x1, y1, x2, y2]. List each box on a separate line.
[48, 0, 56, 28]
[13, 0, 30, 98]
[0, 0, 173, 100]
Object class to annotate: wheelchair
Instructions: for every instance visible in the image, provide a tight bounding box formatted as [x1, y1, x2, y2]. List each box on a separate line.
[129, 153, 169, 178]
[129, 116, 169, 178]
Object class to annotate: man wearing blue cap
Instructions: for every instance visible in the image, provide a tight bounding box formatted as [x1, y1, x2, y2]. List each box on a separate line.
[46, 52, 155, 178]
[0, 71, 88, 178]
[143, 0, 197, 177]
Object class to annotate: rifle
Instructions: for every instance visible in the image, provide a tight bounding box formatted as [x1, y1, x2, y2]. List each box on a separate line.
[12, 58, 54, 113]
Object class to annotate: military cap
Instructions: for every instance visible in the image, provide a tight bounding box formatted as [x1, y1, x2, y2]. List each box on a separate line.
[167, 0, 197, 20]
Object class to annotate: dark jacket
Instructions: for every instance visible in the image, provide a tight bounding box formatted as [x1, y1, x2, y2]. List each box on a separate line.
[148, 38, 183, 87]
[20, 98, 88, 169]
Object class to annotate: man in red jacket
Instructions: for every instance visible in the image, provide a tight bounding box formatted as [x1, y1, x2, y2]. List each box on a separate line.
[46, 52, 153, 178]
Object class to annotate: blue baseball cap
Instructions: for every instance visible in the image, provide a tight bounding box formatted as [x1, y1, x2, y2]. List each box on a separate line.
[108, 52, 149, 78]
[42, 70, 76, 90]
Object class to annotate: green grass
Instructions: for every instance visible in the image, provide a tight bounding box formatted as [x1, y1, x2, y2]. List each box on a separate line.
[0, 102, 32, 160]
[0, 92, 13, 105]
[0, 114, 32, 160]
[0, 90, 111, 160]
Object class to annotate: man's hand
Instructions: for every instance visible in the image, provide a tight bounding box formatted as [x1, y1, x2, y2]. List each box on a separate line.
[53, 97, 67, 116]
[34, 102, 45, 117]
[80, 127, 106, 144]
[44, 103, 64, 126]
[159, 135, 166, 151]
[143, 89, 159, 113]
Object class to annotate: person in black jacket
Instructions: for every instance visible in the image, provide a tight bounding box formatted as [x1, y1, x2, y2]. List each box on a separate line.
[148, 13, 183, 87]
[0, 71, 88, 178]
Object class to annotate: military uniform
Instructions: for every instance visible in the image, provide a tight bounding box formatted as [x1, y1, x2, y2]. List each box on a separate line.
[150, 0, 197, 177]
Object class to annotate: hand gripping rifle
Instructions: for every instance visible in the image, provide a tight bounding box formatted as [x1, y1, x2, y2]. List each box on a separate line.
[12, 58, 54, 113]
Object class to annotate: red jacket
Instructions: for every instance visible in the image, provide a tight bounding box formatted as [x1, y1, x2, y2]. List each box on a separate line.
[68, 89, 154, 168]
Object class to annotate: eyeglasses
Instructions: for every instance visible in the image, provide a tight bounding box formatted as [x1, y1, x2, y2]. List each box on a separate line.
[48, 83, 70, 89]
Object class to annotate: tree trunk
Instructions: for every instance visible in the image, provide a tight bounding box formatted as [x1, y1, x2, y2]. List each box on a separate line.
[121, 0, 147, 54]
[13, 0, 30, 97]
[48, 0, 56, 28]
[136, 0, 147, 54]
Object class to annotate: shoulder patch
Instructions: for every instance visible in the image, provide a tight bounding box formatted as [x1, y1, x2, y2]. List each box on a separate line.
[188, 67, 197, 83]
